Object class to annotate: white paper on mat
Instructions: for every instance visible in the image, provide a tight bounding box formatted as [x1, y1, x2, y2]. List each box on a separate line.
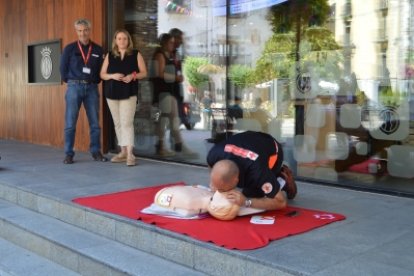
[141, 204, 265, 220]
[140, 204, 208, 220]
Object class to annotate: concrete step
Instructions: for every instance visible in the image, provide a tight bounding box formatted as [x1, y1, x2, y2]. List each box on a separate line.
[0, 182, 293, 276]
[0, 237, 80, 276]
[0, 198, 207, 276]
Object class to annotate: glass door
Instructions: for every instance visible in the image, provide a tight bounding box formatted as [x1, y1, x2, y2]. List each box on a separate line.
[107, 0, 414, 196]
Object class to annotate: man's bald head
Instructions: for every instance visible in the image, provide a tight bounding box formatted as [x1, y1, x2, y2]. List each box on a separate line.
[210, 160, 239, 192]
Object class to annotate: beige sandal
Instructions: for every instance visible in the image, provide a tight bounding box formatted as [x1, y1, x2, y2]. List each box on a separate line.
[111, 153, 127, 163]
[126, 155, 136, 166]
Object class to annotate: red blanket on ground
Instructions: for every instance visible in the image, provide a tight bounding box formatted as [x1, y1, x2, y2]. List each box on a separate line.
[72, 182, 346, 250]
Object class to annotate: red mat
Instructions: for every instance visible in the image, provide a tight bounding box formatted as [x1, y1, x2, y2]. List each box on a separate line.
[72, 182, 346, 250]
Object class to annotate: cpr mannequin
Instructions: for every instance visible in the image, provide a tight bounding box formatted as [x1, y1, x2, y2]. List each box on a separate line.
[151, 185, 264, 220]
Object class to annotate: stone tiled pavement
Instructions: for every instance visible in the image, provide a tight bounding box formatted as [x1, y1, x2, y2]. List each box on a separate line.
[0, 139, 413, 275]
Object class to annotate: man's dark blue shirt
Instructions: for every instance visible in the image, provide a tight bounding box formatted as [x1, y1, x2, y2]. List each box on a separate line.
[60, 41, 103, 83]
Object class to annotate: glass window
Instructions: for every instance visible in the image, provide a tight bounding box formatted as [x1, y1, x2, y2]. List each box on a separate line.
[108, 0, 414, 196]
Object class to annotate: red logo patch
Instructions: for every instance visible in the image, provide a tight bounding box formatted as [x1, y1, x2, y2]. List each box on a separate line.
[224, 144, 258, 161]
[261, 183, 273, 194]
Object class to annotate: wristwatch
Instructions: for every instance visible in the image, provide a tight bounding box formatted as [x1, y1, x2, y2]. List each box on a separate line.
[245, 198, 252, 208]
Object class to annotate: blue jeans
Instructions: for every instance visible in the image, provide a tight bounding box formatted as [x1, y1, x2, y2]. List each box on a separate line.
[64, 82, 101, 156]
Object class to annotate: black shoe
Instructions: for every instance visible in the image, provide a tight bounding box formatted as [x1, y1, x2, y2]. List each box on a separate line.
[63, 155, 74, 164]
[174, 143, 182, 152]
[92, 152, 108, 162]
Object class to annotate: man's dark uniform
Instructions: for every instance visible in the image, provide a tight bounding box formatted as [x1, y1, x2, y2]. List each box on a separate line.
[207, 131, 285, 198]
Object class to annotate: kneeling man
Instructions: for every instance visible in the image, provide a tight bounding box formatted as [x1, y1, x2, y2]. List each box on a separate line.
[207, 131, 297, 211]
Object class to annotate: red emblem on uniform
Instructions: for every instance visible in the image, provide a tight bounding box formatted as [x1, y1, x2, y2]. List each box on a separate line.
[224, 144, 258, 161]
[261, 182, 273, 194]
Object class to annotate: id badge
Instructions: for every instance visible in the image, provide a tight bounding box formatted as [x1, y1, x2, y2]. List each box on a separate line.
[82, 67, 91, 74]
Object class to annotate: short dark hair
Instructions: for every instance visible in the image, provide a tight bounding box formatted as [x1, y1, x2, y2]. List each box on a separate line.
[169, 28, 183, 38]
[158, 33, 173, 48]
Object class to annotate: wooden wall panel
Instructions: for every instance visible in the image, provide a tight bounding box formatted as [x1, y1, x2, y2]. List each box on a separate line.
[0, 0, 108, 154]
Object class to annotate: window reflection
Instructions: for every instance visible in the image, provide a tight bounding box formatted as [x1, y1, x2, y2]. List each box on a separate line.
[112, 0, 414, 195]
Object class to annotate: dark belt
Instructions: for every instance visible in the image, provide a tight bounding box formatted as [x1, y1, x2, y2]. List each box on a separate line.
[68, 79, 93, 84]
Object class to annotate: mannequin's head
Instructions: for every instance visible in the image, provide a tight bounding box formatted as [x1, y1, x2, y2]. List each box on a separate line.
[207, 190, 240, 220]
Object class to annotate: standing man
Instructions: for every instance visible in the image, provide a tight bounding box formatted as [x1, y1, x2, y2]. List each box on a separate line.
[168, 28, 185, 131]
[168, 28, 197, 155]
[168, 28, 184, 90]
[60, 18, 108, 164]
[207, 131, 297, 211]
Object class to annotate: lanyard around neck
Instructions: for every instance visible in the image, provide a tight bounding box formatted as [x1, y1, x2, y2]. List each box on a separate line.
[77, 41, 92, 66]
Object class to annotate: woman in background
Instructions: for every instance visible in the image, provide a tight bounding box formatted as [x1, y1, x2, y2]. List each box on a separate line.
[100, 29, 147, 166]
[149, 33, 196, 157]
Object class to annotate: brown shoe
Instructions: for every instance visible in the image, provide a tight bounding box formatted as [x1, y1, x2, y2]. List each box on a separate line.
[280, 165, 297, 200]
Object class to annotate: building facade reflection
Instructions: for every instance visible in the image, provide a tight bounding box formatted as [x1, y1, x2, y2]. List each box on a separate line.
[110, 0, 414, 196]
